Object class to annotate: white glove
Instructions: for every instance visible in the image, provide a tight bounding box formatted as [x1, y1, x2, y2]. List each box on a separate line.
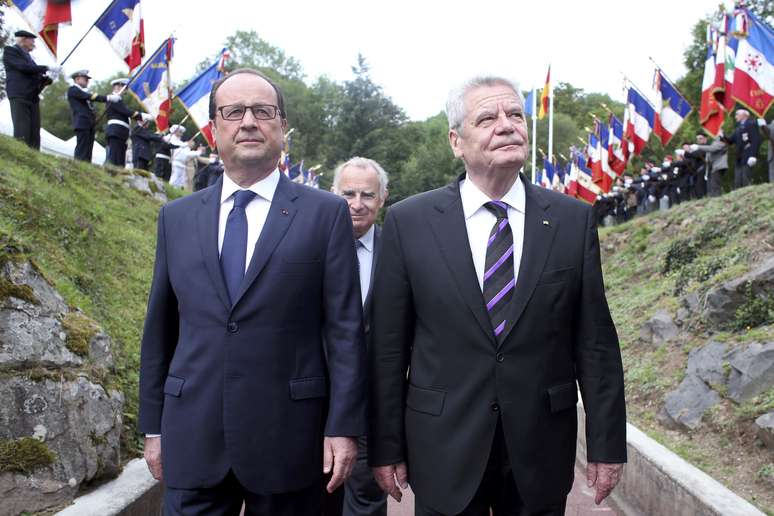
[689, 144, 699, 152]
[676, 187, 681, 195]
[758, 118, 767, 127]
[46, 64, 62, 75]
[747, 157, 757, 167]
[648, 195, 656, 203]
[106, 94, 121, 103]
[140, 113, 154, 122]
[650, 167, 661, 173]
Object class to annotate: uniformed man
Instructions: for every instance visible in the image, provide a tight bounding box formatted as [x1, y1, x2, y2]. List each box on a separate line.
[67, 70, 120, 162]
[152, 133, 176, 181]
[2, 30, 61, 149]
[104, 78, 152, 167]
[723, 109, 762, 189]
[131, 118, 165, 171]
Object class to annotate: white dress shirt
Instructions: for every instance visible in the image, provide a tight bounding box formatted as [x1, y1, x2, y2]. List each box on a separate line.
[218, 169, 280, 271]
[356, 225, 375, 307]
[459, 175, 526, 291]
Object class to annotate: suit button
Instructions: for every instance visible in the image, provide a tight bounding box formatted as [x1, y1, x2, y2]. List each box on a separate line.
[227, 321, 238, 333]
[491, 402, 500, 412]
[496, 353, 504, 363]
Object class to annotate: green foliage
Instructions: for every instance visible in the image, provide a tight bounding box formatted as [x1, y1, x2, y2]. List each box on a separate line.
[758, 463, 774, 481]
[732, 282, 774, 331]
[0, 437, 55, 474]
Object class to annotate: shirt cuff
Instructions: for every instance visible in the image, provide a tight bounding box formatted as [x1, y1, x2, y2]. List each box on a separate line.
[145, 434, 161, 438]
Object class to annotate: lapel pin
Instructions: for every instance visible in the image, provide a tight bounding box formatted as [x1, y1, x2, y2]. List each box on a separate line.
[542, 220, 550, 226]
[281, 208, 289, 216]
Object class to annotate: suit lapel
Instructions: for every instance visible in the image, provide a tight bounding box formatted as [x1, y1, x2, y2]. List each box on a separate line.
[497, 177, 558, 348]
[196, 176, 231, 311]
[428, 180, 497, 346]
[232, 174, 298, 307]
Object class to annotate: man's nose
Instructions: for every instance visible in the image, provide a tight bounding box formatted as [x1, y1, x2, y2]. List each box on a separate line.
[494, 111, 515, 133]
[350, 196, 364, 211]
[240, 109, 260, 128]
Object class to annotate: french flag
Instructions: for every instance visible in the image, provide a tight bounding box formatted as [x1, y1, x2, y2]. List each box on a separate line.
[574, 157, 599, 204]
[731, 10, 774, 117]
[700, 31, 726, 137]
[607, 114, 627, 175]
[177, 49, 229, 148]
[10, 0, 72, 57]
[624, 88, 655, 155]
[593, 121, 613, 193]
[95, 0, 145, 72]
[653, 70, 692, 146]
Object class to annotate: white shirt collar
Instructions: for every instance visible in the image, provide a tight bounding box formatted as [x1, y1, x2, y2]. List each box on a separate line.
[220, 168, 280, 205]
[459, 174, 526, 220]
[73, 83, 91, 93]
[357, 225, 375, 253]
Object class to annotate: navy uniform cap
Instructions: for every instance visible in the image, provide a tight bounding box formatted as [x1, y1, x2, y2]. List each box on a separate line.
[111, 78, 129, 86]
[71, 69, 92, 79]
[14, 30, 37, 39]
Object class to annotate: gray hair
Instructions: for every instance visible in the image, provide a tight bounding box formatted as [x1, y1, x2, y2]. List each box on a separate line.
[446, 76, 524, 133]
[332, 157, 389, 199]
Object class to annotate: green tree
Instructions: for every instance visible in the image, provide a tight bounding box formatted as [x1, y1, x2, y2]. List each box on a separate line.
[392, 113, 459, 203]
[39, 77, 73, 140]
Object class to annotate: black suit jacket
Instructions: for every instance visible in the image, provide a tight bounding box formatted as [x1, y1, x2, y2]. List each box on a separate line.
[131, 124, 164, 161]
[67, 85, 107, 130]
[139, 174, 367, 493]
[2, 45, 49, 101]
[105, 100, 139, 140]
[726, 119, 762, 164]
[368, 174, 626, 513]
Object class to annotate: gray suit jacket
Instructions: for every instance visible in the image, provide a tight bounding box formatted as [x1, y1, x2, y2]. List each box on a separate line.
[695, 138, 729, 172]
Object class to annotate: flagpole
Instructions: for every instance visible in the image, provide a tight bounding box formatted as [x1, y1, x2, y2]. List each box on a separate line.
[531, 87, 537, 184]
[59, 0, 119, 66]
[547, 67, 554, 165]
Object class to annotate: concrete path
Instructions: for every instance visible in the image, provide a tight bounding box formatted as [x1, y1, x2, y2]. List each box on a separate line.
[387, 466, 618, 515]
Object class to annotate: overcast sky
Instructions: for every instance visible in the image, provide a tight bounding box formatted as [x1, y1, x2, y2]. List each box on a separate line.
[6, 0, 732, 121]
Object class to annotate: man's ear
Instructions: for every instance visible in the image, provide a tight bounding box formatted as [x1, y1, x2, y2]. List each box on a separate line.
[209, 120, 217, 147]
[449, 129, 463, 159]
[281, 118, 288, 132]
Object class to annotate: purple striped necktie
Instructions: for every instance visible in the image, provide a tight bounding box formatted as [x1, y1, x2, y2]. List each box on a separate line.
[483, 201, 514, 343]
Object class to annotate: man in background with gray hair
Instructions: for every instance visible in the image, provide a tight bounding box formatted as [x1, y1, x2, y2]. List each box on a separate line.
[330, 157, 389, 516]
[368, 76, 626, 515]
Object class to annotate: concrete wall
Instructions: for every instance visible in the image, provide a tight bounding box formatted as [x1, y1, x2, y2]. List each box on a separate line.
[576, 405, 764, 516]
[55, 459, 162, 516]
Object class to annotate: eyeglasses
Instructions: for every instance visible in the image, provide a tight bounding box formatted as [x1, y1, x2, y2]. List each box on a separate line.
[217, 104, 281, 121]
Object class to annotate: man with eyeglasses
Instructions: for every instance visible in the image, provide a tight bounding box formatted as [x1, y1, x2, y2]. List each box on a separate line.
[139, 68, 366, 515]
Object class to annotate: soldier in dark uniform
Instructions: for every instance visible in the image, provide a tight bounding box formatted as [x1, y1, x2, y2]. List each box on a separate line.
[67, 70, 120, 162]
[131, 118, 165, 171]
[724, 109, 762, 189]
[2, 30, 60, 149]
[104, 78, 151, 167]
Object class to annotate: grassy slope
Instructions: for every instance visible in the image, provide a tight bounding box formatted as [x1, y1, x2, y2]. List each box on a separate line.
[599, 182, 774, 513]
[0, 136, 180, 455]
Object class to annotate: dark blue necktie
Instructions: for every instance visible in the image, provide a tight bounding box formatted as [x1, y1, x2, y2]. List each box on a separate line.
[221, 190, 257, 303]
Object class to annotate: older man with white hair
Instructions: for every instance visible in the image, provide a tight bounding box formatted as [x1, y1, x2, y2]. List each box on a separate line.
[329, 157, 389, 516]
[368, 76, 626, 515]
[724, 109, 762, 188]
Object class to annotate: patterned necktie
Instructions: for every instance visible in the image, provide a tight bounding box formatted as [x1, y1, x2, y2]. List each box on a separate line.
[483, 201, 515, 343]
[221, 189, 257, 303]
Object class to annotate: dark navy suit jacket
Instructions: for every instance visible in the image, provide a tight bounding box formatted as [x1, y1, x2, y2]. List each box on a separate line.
[2, 45, 49, 101]
[139, 173, 367, 494]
